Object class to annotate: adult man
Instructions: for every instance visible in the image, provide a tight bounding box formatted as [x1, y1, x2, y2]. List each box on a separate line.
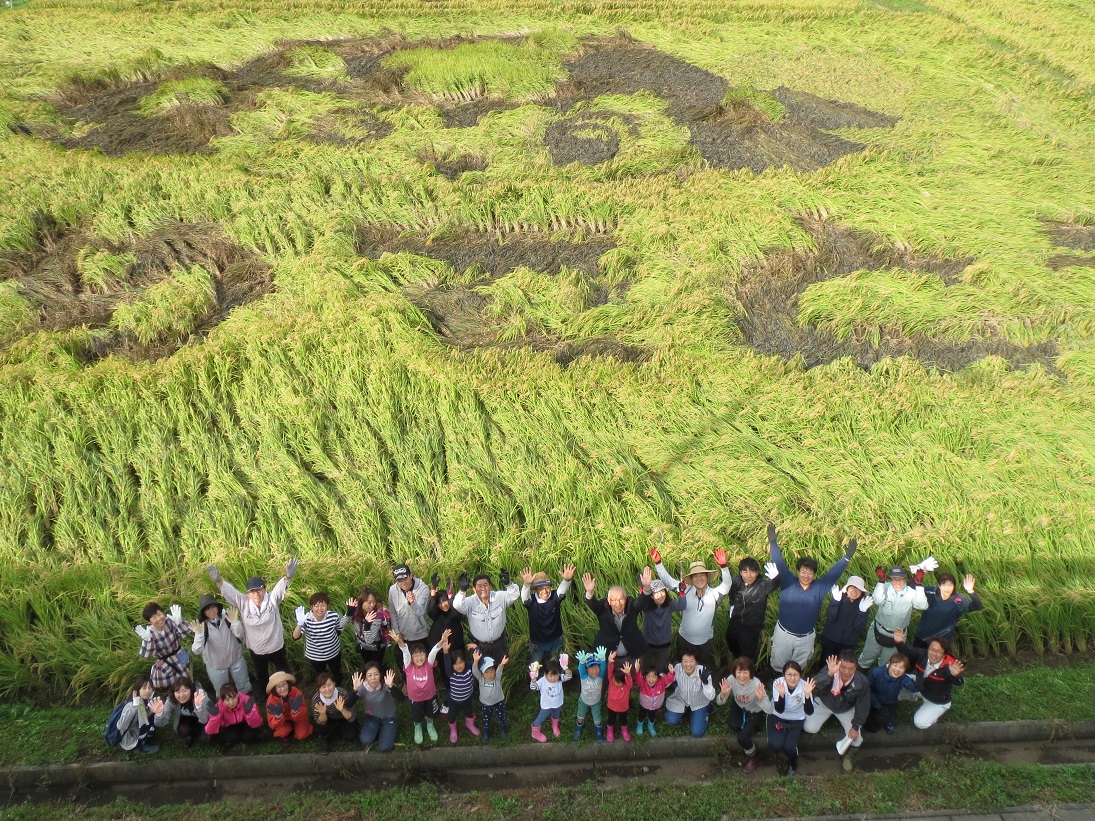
[207, 558, 299, 694]
[805, 651, 872, 772]
[768, 523, 856, 673]
[858, 560, 933, 669]
[387, 563, 429, 671]
[583, 572, 649, 665]
[651, 546, 733, 669]
[724, 556, 781, 665]
[452, 569, 521, 660]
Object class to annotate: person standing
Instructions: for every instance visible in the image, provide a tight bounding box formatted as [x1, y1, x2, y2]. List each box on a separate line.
[206, 558, 298, 695]
[387, 563, 430, 673]
[452, 570, 521, 661]
[583, 573, 649, 666]
[768, 524, 856, 673]
[651, 546, 733, 669]
[858, 561, 933, 669]
[192, 593, 252, 696]
[914, 572, 983, 648]
[724, 557, 781, 665]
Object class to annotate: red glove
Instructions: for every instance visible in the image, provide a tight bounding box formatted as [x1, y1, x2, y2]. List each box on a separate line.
[913, 568, 926, 585]
[649, 546, 661, 564]
[678, 580, 687, 596]
[875, 566, 887, 583]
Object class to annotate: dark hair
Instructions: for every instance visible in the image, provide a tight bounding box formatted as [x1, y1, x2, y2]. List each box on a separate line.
[613, 667, 627, 685]
[927, 636, 952, 656]
[219, 682, 239, 700]
[837, 650, 858, 666]
[888, 653, 910, 671]
[170, 677, 196, 703]
[782, 660, 803, 675]
[309, 591, 329, 607]
[409, 642, 428, 659]
[449, 650, 467, 667]
[141, 602, 164, 621]
[543, 660, 563, 677]
[362, 662, 382, 677]
[132, 674, 151, 692]
[936, 573, 957, 588]
[796, 557, 819, 573]
[315, 672, 334, 688]
[730, 656, 756, 677]
[680, 651, 697, 663]
[353, 587, 380, 625]
[738, 558, 760, 574]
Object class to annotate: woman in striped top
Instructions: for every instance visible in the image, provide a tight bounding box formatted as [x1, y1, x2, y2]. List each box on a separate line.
[293, 592, 350, 684]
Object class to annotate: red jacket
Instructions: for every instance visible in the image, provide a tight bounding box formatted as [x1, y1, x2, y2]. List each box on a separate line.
[606, 661, 634, 713]
[267, 687, 312, 732]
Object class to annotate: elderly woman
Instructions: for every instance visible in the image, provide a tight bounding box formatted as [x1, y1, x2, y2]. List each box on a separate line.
[583, 572, 649, 666]
[818, 575, 873, 661]
[651, 546, 733, 669]
[893, 627, 966, 728]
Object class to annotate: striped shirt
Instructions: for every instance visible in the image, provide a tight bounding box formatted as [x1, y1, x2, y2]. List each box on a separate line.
[301, 610, 349, 661]
[444, 661, 475, 703]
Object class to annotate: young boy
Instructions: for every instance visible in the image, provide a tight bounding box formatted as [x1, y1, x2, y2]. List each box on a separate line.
[521, 564, 575, 664]
[572, 647, 607, 742]
[865, 652, 919, 734]
[135, 602, 193, 690]
[293, 592, 350, 684]
[472, 649, 509, 743]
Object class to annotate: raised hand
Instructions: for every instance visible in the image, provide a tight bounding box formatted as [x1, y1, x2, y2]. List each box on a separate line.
[149, 696, 164, 715]
[893, 627, 906, 644]
[949, 660, 966, 677]
[582, 572, 596, 595]
[766, 523, 777, 545]
[430, 573, 440, 591]
[499, 569, 510, 588]
[194, 690, 205, 709]
[859, 595, 874, 612]
[334, 695, 346, 713]
[774, 678, 786, 697]
[713, 547, 728, 567]
[764, 562, 778, 580]
[963, 574, 976, 594]
[608, 651, 617, 664]
[347, 597, 358, 609]
[384, 669, 397, 688]
[294, 605, 307, 626]
[194, 620, 205, 633]
[622, 661, 632, 676]
[831, 584, 842, 601]
[352, 672, 364, 690]
[649, 544, 662, 565]
[719, 677, 732, 697]
[392, 632, 405, 647]
[919, 556, 939, 573]
[206, 564, 222, 584]
[575, 650, 590, 667]
[286, 557, 300, 579]
[754, 683, 767, 701]
[134, 625, 151, 641]
[227, 607, 239, 622]
[561, 563, 576, 580]
[640, 566, 653, 590]
[844, 538, 858, 559]
[803, 678, 816, 696]
[826, 655, 839, 677]
[458, 572, 470, 592]
[472, 648, 482, 664]
[520, 567, 534, 585]
[315, 701, 327, 717]
[875, 566, 887, 582]
[168, 604, 183, 624]
[500, 655, 509, 667]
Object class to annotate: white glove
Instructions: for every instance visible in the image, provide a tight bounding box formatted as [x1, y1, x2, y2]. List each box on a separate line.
[919, 556, 939, 573]
[168, 604, 183, 624]
[134, 625, 151, 641]
[831, 584, 842, 601]
[859, 595, 874, 612]
[294, 605, 307, 626]
[764, 562, 778, 580]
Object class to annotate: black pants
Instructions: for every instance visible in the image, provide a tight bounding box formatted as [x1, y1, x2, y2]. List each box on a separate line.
[315, 717, 360, 744]
[818, 636, 856, 665]
[728, 702, 761, 753]
[607, 707, 629, 729]
[358, 646, 387, 672]
[471, 635, 509, 664]
[309, 653, 343, 685]
[675, 636, 715, 670]
[725, 624, 763, 666]
[217, 722, 263, 747]
[448, 697, 475, 722]
[249, 647, 290, 696]
[176, 715, 208, 745]
[864, 702, 898, 732]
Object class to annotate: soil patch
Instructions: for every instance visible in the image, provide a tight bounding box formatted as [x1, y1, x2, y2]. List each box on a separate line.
[441, 98, 519, 128]
[733, 217, 1060, 373]
[416, 147, 489, 179]
[0, 213, 271, 362]
[1044, 220, 1095, 251]
[1046, 253, 1095, 270]
[543, 109, 640, 166]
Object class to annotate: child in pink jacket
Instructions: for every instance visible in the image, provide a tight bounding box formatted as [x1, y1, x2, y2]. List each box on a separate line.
[605, 653, 635, 742]
[205, 682, 264, 752]
[633, 657, 676, 736]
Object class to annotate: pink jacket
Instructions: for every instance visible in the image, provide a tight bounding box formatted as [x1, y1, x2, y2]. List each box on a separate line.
[634, 668, 676, 711]
[206, 693, 263, 735]
[607, 662, 634, 712]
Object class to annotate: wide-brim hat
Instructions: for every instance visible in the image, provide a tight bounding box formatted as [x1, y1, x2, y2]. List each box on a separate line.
[245, 576, 266, 591]
[530, 572, 552, 589]
[686, 561, 719, 584]
[843, 575, 868, 594]
[266, 671, 297, 694]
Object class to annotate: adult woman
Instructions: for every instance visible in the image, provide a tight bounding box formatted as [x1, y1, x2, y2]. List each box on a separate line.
[914, 573, 983, 648]
[893, 627, 965, 729]
[767, 660, 815, 777]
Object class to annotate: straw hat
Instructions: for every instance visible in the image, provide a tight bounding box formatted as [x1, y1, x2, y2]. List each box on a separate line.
[686, 560, 719, 584]
[530, 572, 553, 589]
[266, 671, 297, 694]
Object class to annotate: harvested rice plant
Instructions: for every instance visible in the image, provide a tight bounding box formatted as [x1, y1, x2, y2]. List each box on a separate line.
[0, 0, 1093, 698]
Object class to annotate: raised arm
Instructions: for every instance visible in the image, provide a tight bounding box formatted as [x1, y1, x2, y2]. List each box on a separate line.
[767, 524, 795, 587]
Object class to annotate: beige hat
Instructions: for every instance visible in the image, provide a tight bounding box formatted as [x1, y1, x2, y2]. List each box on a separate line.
[266, 671, 297, 694]
[686, 561, 719, 584]
[842, 575, 868, 595]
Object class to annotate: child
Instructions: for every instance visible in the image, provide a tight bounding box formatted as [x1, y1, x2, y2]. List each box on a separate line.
[152, 676, 209, 747]
[265, 671, 313, 750]
[348, 587, 391, 671]
[115, 675, 159, 753]
[521, 564, 575, 664]
[819, 576, 873, 661]
[605, 653, 634, 742]
[766, 661, 815, 777]
[440, 628, 479, 743]
[427, 580, 465, 698]
[192, 593, 251, 696]
[632, 657, 675, 736]
[394, 631, 444, 745]
[473, 649, 509, 743]
[293, 592, 350, 684]
[665, 652, 717, 737]
[865, 652, 918, 734]
[205, 682, 264, 752]
[572, 646, 607, 742]
[530, 658, 573, 742]
[353, 664, 398, 751]
[716, 657, 771, 773]
[135, 602, 193, 690]
[724, 557, 780, 665]
[312, 671, 360, 754]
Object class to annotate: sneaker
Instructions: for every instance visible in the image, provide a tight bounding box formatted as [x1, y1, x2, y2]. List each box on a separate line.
[414, 725, 424, 745]
[440, 703, 450, 715]
[784, 765, 796, 777]
[136, 743, 159, 754]
[885, 722, 896, 735]
[449, 723, 459, 744]
[426, 722, 438, 742]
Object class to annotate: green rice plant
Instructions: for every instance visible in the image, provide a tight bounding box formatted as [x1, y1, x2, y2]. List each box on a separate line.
[0, 282, 33, 343]
[137, 77, 229, 116]
[282, 45, 348, 82]
[722, 86, 786, 121]
[75, 245, 136, 292]
[109, 264, 216, 346]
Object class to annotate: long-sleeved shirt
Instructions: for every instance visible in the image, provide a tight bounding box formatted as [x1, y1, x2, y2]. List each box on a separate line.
[654, 563, 733, 644]
[896, 641, 964, 704]
[771, 679, 814, 721]
[452, 584, 521, 643]
[400, 643, 441, 702]
[521, 580, 571, 644]
[192, 611, 245, 669]
[577, 664, 605, 706]
[140, 617, 194, 689]
[206, 693, 263, 735]
[606, 662, 633, 712]
[444, 656, 475, 703]
[218, 577, 290, 654]
[914, 589, 983, 642]
[312, 687, 359, 723]
[869, 581, 928, 635]
[665, 664, 716, 713]
[867, 664, 919, 708]
[821, 597, 870, 646]
[266, 686, 310, 731]
[641, 596, 685, 646]
[473, 665, 506, 706]
[770, 535, 850, 635]
[299, 610, 349, 661]
[154, 689, 210, 731]
[531, 671, 572, 709]
[813, 668, 871, 730]
[726, 576, 779, 631]
[356, 682, 397, 719]
[350, 607, 390, 651]
[388, 579, 430, 641]
[716, 676, 772, 715]
[634, 668, 675, 711]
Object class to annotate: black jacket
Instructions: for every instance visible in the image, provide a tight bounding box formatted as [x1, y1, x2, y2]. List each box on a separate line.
[586, 593, 649, 659]
[725, 577, 779, 631]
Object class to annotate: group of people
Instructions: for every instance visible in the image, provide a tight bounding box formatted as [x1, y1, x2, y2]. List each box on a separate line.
[112, 525, 982, 776]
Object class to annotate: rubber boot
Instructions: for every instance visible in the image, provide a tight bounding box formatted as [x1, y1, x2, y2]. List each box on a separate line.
[841, 746, 856, 773]
[743, 754, 760, 774]
[573, 719, 585, 741]
[449, 722, 459, 744]
[606, 725, 614, 743]
[413, 724, 424, 745]
[426, 719, 438, 742]
[637, 720, 644, 735]
[531, 724, 548, 743]
[551, 718, 561, 737]
[466, 716, 480, 737]
[594, 722, 605, 744]
[647, 721, 657, 737]
[621, 725, 631, 742]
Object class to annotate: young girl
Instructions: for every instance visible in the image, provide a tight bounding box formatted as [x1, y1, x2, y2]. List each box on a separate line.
[767, 661, 815, 777]
[572, 648, 606, 742]
[716, 657, 771, 773]
[312, 671, 360, 753]
[394, 631, 443, 745]
[819, 576, 872, 661]
[265, 671, 313, 749]
[152, 676, 209, 747]
[530, 658, 572, 742]
[632, 657, 675, 736]
[205, 682, 264, 752]
[353, 664, 398, 751]
[135, 602, 193, 690]
[894, 628, 966, 729]
[605, 653, 634, 742]
[473, 649, 509, 743]
[116, 675, 159, 753]
[294, 592, 350, 684]
[349, 587, 391, 671]
[440, 629, 479, 742]
[865, 652, 918, 734]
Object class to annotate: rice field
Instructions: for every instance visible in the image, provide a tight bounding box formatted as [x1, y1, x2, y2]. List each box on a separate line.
[0, 0, 1093, 699]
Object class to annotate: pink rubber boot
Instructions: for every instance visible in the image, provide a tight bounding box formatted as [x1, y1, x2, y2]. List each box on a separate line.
[466, 716, 480, 737]
[531, 724, 548, 743]
[606, 725, 615, 743]
[449, 722, 459, 743]
[621, 725, 631, 742]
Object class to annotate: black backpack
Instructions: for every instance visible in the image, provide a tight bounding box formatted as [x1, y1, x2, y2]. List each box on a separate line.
[104, 701, 128, 747]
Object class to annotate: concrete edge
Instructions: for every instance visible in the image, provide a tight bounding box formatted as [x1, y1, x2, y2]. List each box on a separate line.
[5, 720, 1095, 793]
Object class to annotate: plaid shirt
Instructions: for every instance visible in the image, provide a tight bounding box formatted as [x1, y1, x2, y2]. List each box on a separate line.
[140, 618, 193, 689]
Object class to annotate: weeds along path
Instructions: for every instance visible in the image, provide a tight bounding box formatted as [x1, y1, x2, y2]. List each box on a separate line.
[0, 0, 1094, 697]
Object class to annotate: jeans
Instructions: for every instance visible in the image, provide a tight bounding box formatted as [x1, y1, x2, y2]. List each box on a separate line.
[529, 636, 563, 664]
[665, 707, 709, 737]
[359, 715, 397, 751]
[533, 706, 561, 726]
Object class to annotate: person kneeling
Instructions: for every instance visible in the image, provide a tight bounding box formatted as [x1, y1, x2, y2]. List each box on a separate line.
[266, 671, 313, 750]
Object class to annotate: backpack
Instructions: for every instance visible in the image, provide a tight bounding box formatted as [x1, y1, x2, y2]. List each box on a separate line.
[104, 701, 128, 747]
